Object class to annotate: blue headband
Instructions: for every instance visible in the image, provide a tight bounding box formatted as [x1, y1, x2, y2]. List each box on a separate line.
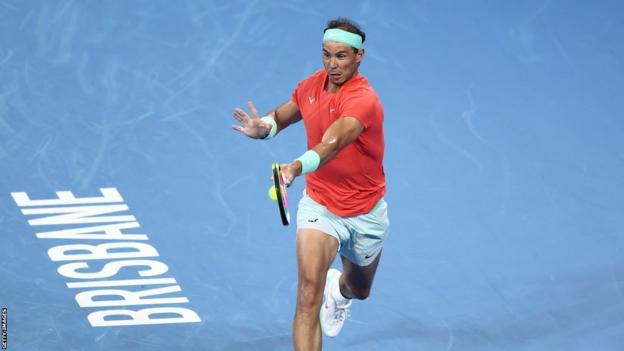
[322, 28, 363, 49]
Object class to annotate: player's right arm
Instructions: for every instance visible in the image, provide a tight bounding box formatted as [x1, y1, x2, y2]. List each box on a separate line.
[231, 100, 301, 139]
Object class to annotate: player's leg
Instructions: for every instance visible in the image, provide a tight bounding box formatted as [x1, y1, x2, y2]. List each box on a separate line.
[339, 198, 388, 300]
[339, 250, 382, 300]
[317, 250, 382, 338]
[293, 228, 339, 351]
[319, 198, 388, 337]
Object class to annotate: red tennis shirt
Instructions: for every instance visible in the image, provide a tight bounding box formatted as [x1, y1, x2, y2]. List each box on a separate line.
[291, 69, 386, 217]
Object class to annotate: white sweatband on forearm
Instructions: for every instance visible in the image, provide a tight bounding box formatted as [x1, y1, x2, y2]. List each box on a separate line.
[261, 116, 277, 139]
[296, 150, 321, 174]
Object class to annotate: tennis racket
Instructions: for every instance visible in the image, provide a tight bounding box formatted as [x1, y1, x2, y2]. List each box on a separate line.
[272, 162, 290, 225]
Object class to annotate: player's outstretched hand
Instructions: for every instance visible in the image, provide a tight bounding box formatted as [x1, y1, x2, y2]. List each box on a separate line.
[231, 101, 273, 139]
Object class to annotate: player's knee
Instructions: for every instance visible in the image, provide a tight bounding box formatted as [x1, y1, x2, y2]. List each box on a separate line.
[342, 279, 371, 300]
[350, 287, 371, 300]
[297, 279, 323, 310]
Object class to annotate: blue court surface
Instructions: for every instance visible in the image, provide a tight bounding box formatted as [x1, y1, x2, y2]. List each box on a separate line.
[2, 1, 624, 350]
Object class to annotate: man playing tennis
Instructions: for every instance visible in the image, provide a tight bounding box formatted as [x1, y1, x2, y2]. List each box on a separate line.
[231, 18, 389, 351]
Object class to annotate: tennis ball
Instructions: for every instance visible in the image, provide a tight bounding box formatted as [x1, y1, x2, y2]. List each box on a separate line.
[268, 185, 278, 201]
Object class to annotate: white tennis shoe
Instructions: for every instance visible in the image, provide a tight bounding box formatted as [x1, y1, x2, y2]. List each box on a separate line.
[320, 268, 352, 337]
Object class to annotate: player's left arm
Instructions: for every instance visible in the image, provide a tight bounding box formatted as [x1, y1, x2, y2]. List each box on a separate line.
[281, 116, 363, 184]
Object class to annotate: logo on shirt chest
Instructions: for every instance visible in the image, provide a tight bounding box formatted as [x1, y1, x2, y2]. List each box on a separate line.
[308, 96, 315, 104]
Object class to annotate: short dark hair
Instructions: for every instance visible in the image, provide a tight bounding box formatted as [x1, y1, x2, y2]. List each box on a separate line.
[324, 18, 365, 52]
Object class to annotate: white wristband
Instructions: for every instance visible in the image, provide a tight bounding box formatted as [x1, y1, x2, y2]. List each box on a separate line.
[261, 116, 277, 139]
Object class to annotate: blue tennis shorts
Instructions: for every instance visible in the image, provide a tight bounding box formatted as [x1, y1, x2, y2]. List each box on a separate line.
[296, 191, 390, 266]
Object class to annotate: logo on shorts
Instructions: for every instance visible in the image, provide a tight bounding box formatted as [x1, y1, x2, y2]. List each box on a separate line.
[308, 218, 318, 223]
[364, 253, 375, 259]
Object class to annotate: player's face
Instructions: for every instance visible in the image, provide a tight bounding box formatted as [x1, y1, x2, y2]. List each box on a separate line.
[322, 41, 364, 88]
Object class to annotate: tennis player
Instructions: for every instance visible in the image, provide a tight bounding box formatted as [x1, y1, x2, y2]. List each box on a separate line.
[231, 18, 389, 351]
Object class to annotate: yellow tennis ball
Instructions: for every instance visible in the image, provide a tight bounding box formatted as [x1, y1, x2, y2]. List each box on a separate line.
[268, 185, 278, 201]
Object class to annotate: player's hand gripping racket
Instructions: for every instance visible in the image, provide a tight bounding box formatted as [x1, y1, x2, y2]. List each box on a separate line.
[272, 163, 290, 225]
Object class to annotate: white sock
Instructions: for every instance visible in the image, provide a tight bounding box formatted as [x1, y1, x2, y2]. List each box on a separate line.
[331, 275, 351, 306]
